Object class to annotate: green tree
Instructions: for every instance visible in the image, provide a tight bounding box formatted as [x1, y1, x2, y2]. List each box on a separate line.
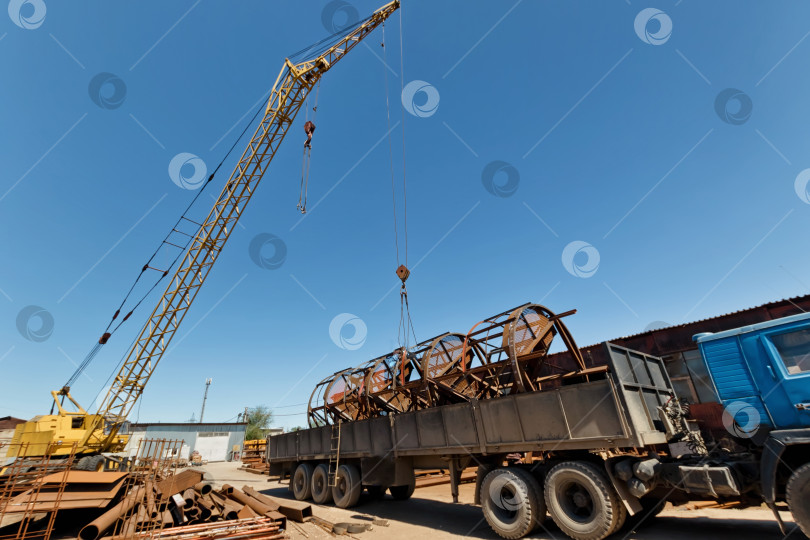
[244, 406, 273, 440]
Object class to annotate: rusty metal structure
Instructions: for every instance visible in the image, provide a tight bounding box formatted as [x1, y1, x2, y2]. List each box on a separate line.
[308, 303, 606, 427]
[109, 438, 185, 538]
[0, 442, 77, 540]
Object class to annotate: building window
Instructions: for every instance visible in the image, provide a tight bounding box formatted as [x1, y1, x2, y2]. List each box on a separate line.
[770, 328, 810, 375]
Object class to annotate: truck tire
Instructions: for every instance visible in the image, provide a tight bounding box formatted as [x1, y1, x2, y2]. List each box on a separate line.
[292, 463, 314, 501]
[513, 468, 548, 532]
[481, 467, 546, 539]
[544, 461, 623, 540]
[332, 464, 362, 508]
[367, 485, 387, 500]
[787, 462, 810, 538]
[311, 463, 332, 504]
[389, 481, 415, 501]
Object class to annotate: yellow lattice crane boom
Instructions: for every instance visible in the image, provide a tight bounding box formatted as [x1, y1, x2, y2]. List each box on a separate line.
[8, 0, 400, 461]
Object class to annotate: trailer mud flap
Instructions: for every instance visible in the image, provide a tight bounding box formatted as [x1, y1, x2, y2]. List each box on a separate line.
[760, 436, 785, 505]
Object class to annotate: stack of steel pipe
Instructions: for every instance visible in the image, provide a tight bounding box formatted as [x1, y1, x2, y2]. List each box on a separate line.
[308, 303, 604, 427]
[78, 470, 288, 540]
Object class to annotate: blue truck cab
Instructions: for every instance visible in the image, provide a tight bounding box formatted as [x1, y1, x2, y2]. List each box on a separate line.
[695, 312, 810, 535]
[695, 311, 810, 433]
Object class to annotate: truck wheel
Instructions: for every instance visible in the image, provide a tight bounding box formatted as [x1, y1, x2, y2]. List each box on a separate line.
[292, 463, 314, 501]
[512, 468, 547, 532]
[787, 462, 810, 538]
[332, 464, 362, 508]
[389, 481, 415, 501]
[367, 485, 387, 500]
[311, 463, 333, 504]
[481, 468, 546, 539]
[544, 461, 623, 540]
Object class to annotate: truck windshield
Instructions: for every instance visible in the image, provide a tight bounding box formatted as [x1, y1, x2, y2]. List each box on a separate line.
[771, 328, 810, 375]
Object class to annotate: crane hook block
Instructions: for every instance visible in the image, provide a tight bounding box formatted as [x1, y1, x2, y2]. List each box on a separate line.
[396, 265, 410, 283]
[99, 332, 112, 345]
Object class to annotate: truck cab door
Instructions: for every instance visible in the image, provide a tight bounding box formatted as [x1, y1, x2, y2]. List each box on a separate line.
[759, 325, 810, 428]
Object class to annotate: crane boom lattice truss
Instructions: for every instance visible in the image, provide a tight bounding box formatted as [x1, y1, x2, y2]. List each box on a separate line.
[85, 1, 401, 452]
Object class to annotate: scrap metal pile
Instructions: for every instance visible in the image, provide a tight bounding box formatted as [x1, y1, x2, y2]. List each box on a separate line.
[308, 303, 605, 427]
[0, 440, 294, 540]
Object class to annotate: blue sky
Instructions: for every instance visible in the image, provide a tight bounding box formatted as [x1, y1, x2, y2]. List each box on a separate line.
[1, 1, 809, 431]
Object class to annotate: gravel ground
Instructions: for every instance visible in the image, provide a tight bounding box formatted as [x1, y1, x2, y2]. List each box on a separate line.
[199, 461, 801, 540]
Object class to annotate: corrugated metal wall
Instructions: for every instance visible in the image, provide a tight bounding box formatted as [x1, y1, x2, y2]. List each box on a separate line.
[126, 423, 246, 462]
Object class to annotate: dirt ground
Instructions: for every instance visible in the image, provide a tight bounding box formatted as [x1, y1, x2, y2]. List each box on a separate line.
[199, 462, 801, 540]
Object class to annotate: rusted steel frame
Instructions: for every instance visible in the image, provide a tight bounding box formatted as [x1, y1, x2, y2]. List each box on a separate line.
[308, 302, 589, 424]
[322, 358, 377, 422]
[428, 361, 499, 397]
[222, 484, 276, 517]
[306, 372, 340, 427]
[424, 356, 504, 404]
[116, 517, 280, 539]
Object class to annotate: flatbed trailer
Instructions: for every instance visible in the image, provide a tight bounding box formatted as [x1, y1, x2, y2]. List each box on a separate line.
[270, 343, 680, 538]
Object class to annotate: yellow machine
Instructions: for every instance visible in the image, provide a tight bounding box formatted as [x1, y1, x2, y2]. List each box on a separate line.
[7, 0, 400, 463]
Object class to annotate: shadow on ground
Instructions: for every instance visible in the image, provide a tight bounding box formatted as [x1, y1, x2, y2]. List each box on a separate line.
[261, 485, 798, 540]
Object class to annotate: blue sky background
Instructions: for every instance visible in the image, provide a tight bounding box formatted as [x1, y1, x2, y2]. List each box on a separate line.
[1, 1, 809, 430]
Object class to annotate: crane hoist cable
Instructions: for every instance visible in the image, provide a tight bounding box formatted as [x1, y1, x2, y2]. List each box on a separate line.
[381, 12, 416, 350]
[298, 80, 320, 214]
[59, 99, 267, 396]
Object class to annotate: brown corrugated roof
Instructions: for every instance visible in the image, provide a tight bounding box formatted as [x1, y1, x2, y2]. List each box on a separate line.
[548, 294, 810, 370]
[0, 416, 26, 430]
